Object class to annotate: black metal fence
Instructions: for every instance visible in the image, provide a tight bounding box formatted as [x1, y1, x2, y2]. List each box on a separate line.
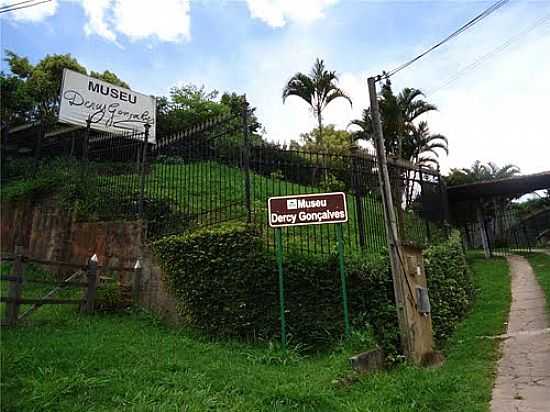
[2, 110, 450, 257]
[456, 198, 550, 256]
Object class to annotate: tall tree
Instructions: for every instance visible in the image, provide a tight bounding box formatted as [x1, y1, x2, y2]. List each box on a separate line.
[283, 58, 351, 142]
[349, 81, 441, 163]
[2, 51, 129, 129]
[155, 85, 262, 138]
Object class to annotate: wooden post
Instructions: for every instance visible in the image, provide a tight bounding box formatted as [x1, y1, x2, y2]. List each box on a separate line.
[133, 259, 143, 304]
[82, 254, 98, 313]
[4, 245, 24, 326]
[368, 76, 412, 358]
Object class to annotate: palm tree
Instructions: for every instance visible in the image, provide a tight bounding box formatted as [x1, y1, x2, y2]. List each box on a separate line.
[405, 121, 448, 169]
[484, 162, 521, 180]
[349, 81, 439, 161]
[447, 161, 520, 185]
[283, 58, 352, 146]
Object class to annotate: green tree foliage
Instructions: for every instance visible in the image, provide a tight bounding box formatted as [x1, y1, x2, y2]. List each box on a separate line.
[155, 85, 262, 138]
[0, 73, 34, 128]
[283, 58, 351, 143]
[1, 51, 129, 129]
[295, 124, 357, 155]
[349, 80, 446, 169]
[446, 160, 520, 186]
[89, 70, 129, 88]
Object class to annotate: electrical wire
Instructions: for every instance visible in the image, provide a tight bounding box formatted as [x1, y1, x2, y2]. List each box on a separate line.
[1, 0, 44, 10]
[384, 0, 509, 79]
[426, 14, 550, 96]
[0, 0, 52, 14]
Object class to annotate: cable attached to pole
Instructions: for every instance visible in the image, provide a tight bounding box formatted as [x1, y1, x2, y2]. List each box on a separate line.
[384, 0, 509, 80]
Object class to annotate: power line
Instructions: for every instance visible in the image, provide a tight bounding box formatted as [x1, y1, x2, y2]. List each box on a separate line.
[384, 0, 509, 79]
[427, 14, 550, 96]
[0, 0, 52, 14]
[1, 0, 42, 10]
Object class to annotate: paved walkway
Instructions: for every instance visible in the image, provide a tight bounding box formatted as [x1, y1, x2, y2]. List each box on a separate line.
[490, 256, 550, 412]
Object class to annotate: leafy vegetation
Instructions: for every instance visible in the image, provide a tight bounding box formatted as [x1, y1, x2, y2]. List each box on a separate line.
[154, 224, 473, 355]
[1, 257, 510, 411]
[425, 231, 474, 344]
[1, 51, 129, 129]
[282, 58, 352, 146]
[525, 253, 550, 310]
[349, 81, 447, 169]
[153, 223, 397, 350]
[446, 160, 520, 186]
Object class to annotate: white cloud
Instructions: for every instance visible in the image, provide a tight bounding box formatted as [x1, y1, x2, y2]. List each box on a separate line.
[239, 2, 550, 175]
[82, 0, 116, 43]
[80, 0, 191, 43]
[246, 0, 338, 28]
[0, 0, 58, 22]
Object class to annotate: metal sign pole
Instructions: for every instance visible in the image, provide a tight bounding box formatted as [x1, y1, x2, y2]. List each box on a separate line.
[275, 228, 287, 352]
[336, 223, 350, 337]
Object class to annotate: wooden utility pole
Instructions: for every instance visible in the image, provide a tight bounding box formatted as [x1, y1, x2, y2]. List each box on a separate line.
[367, 76, 412, 357]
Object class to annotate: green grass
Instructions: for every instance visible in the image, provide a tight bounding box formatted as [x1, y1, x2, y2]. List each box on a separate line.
[525, 253, 550, 311]
[1, 257, 510, 411]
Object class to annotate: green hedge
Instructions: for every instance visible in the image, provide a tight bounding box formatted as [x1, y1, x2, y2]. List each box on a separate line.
[154, 223, 398, 349]
[154, 224, 473, 351]
[425, 230, 474, 345]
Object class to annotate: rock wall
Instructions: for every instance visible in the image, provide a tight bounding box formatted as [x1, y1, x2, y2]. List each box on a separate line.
[0, 199, 180, 323]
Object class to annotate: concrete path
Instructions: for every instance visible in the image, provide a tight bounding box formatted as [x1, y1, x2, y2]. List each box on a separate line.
[490, 256, 550, 412]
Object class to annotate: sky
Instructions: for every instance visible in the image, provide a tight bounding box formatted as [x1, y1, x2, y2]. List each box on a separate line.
[1, 0, 549, 174]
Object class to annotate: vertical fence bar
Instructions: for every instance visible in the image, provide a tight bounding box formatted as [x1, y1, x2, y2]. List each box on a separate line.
[138, 125, 150, 219]
[241, 98, 252, 223]
[32, 122, 44, 175]
[82, 117, 91, 161]
[4, 245, 24, 326]
[336, 224, 350, 338]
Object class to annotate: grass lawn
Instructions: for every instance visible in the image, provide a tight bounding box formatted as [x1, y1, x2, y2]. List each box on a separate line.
[1, 257, 510, 411]
[525, 253, 550, 310]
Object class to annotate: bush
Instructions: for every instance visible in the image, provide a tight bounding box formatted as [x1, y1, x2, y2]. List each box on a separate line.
[154, 224, 473, 352]
[425, 230, 474, 345]
[154, 223, 398, 350]
[94, 281, 132, 312]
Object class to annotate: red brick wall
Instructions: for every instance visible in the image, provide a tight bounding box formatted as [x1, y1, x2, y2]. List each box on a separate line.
[1, 200, 180, 323]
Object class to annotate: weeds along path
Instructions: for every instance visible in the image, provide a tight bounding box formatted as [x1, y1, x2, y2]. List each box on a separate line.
[490, 255, 550, 412]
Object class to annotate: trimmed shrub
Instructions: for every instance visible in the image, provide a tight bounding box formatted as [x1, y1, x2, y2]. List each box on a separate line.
[153, 223, 398, 349]
[425, 230, 474, 345]
[154, 224, 473, 352]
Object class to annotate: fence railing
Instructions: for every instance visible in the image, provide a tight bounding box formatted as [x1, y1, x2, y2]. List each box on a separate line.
[2, 110, 450, 257]
[0, 248, 143, 326]
[460, 202, 550, 256]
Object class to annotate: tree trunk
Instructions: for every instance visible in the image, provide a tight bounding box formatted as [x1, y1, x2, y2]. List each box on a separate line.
[317, 108, 328, 181]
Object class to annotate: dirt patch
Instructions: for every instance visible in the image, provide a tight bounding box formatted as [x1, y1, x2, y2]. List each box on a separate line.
[490, 256, 550, 412]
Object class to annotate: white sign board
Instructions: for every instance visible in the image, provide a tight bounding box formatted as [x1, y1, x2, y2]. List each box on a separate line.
[58, 69, 156, 142]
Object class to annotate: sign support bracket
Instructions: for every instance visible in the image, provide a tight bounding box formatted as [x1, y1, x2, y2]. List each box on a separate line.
[275, 228, 287, 352]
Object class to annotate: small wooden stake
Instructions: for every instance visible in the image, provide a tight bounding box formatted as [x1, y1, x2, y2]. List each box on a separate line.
[4, 245, 24, 326]
[82, 254, 98, 314]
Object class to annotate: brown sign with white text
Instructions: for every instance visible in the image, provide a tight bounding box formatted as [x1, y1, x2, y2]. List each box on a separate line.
[268, 192, 348, 228]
